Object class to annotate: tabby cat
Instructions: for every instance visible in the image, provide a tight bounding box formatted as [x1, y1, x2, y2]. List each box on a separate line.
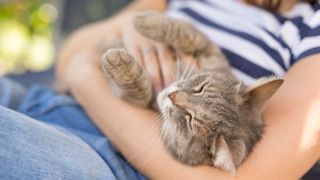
[100, 11, 283, 175]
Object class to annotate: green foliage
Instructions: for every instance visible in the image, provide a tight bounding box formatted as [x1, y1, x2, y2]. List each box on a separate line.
[0, 0, 57, 74]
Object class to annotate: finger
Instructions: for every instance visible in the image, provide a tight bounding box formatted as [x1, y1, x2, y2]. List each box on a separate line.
[126, 45, 144, 67]
[141, 46, 163, 93]
[156, 44, 176, 87]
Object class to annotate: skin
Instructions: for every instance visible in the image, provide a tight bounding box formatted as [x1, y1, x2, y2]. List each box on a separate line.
[243, 0, 298, 11]
[57, 0, 169, 93]
[57, 0, 320, 179]
[57, 0, 195, 93]
[67, 52, 320, 179]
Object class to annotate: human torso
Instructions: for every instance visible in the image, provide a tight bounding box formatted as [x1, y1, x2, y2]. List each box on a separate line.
[167, 0, 320, 84]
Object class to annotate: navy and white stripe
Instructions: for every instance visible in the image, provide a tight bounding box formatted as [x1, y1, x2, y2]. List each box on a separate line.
[167, 0, 320, 84]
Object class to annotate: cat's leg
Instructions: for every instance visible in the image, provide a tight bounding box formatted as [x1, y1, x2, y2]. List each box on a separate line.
[133, 12, 230, 71]
[101, 49, 153, 108]
[133, 12, 209, 54]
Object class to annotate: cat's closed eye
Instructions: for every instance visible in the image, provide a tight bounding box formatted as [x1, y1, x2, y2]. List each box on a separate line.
[192, 82, 209, 94]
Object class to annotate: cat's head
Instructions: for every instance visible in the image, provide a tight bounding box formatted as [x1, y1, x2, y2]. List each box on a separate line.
[157, 72, 283, 175]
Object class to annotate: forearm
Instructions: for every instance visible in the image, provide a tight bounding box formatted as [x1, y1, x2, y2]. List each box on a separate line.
[71, 64, 234, 179]
[71, 56, 320, 179]
[56, 0, 167, 84]
[70, 61, 177, 178]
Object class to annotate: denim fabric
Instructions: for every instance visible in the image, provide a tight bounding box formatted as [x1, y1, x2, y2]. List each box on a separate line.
[1, 77, 319, 179]
[0, 106, 116, 180]
[0, 77, 146, 180]
[0, 77, 26, 110]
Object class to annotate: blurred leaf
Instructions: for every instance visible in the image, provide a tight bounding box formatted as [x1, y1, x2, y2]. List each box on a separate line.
[0, 0, 57, 74]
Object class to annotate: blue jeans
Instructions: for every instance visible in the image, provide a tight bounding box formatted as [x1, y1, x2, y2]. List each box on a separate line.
[0, 77, 146, 180]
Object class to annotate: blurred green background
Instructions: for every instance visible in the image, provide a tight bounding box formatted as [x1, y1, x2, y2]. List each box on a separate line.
[0, 0, 130, 86]
[0, 0, 58, 74]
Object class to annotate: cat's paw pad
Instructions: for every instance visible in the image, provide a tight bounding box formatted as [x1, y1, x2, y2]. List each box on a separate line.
[101, 48, 143, 84]
[101, 49, 133, 76]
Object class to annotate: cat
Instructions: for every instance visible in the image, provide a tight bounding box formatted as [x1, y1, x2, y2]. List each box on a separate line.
[100, 11, 284, 175]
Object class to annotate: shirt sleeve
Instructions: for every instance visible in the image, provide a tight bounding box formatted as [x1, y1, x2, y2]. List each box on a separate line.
[291, 1, 320, 63]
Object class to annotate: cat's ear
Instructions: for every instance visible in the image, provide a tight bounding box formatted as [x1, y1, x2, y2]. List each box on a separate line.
[211, 135, 236, 176]
[244, 77, 284, 112]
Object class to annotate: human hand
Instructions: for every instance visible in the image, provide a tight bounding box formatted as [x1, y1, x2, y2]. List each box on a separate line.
[121, 19, 177, 93]
[57, 12, 197, 94]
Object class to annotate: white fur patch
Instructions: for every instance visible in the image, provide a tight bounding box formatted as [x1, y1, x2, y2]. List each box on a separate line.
[157, 83, 179, 114]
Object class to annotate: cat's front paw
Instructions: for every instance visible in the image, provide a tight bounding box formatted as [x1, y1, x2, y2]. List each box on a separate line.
[133, 11, 165, 41]
[101, 49, 137, 82]
[133, 11, 208, 54]
[101, 48, 153, 108]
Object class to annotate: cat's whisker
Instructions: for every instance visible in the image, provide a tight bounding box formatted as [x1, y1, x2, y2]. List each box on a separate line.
[127, 115, 163, 161]
[175, 57, 181, 82]
[178, 64, 187, 83]
[140, 115, 162, 139]
[138, 128, 164, 173]
[127, 126, 161, 162]
[137, 118, 165, 172]
[185, 57, 196, 81]
[180, 56, 189, 81]
[160, 120, 168, 138]
[159, 120, 165, 137]
[185, 55, 196, 81]
[179, 56, 192, 83]
[131, 114, 167, 170]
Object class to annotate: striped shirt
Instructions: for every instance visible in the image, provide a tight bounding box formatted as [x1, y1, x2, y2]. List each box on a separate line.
[166, 0, 320, 84]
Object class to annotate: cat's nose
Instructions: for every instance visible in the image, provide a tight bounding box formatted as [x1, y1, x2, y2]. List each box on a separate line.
[168, 91, 177, 102]
[168, 91, 188, 107]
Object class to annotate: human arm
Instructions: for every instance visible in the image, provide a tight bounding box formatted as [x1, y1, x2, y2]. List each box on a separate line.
[56, 0, 177, 92]
[69, 51, 320, 179]
[55, 0, 167, 85]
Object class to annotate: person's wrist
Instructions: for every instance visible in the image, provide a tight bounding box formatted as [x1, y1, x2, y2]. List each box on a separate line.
[70, 62, 100, 95]
[65, 50, 102, 93]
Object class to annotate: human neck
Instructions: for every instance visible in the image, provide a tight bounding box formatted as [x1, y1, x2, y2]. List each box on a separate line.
[241, 0, 298, 13]
[278, 0, 297, 12]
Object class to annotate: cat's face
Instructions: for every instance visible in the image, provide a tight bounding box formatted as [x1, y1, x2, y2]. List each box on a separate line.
[157, 72, 241, 162]
[158, 72, 240, 136]
[157, 72, 283, 174]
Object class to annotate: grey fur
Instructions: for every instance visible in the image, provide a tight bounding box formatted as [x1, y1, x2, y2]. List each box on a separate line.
[100, 11, 284, 175]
